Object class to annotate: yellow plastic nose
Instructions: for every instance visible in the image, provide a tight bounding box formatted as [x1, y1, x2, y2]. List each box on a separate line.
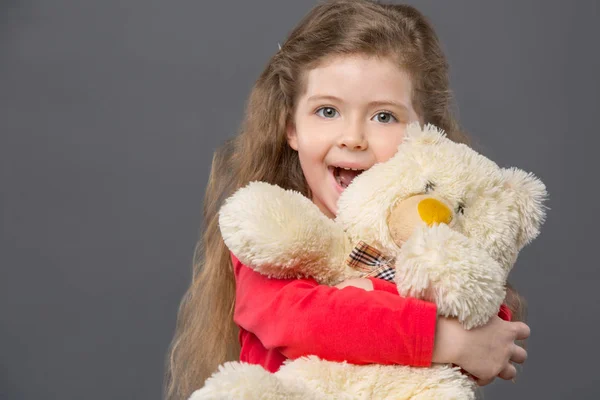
[418, 198, 452, 226]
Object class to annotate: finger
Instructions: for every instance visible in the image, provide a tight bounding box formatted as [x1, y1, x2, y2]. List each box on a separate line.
[476, 377, 495, 386]
[513, 322, 531, 340]
[498, 364, 517, 381]
[510, 344, 527, 364]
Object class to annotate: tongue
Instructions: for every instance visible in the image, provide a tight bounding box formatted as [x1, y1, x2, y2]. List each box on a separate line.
[338, 168, 362, 188]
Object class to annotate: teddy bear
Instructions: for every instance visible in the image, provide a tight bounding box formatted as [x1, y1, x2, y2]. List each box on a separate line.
[190, 123, 547, 399]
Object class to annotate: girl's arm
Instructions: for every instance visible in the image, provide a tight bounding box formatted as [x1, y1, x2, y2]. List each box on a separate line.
[233, 254, 437, 366]
[337, 277, 527, 385]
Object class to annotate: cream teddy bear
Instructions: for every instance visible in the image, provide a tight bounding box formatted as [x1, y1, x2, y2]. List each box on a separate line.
[190, 123, 547, 399]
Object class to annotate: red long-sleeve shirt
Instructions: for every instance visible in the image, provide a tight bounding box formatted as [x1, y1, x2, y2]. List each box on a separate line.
[232, 253, 512, 373]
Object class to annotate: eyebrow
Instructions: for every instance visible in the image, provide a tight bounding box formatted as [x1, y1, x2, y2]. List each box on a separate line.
[306, 95, 410, 111]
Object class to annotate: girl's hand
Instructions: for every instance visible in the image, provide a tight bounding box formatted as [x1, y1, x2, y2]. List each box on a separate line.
[433, 315, 530, 383]
[334, 278, 374, 291]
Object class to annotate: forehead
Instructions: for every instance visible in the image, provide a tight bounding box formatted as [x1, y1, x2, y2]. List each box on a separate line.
[300, 54, 413, 107]
[408, 141, 505, 191]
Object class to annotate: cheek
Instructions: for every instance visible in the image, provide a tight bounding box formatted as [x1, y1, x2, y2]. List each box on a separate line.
[371, 130, 405, 162]
[296, 124, 332, 158]
[296, 135, 328, 158]
[295, 143, 329, 174]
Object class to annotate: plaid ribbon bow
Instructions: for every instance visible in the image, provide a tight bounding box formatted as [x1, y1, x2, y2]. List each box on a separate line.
[345, 241, 396, 282]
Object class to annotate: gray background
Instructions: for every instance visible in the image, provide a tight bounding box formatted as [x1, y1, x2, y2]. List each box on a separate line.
[1, 0, 598, 399]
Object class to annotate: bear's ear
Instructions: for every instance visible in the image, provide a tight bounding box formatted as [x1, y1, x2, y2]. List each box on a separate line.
[502, 167, 548, 249]
[404, 122, 447, 145]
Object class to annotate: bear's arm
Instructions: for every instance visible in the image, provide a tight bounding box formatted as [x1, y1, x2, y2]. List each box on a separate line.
[219, 181, 356, 285]
[369, 277, 512, 321]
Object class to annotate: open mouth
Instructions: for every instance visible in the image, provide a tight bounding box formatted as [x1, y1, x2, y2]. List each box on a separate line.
[331, 166, 365, 189]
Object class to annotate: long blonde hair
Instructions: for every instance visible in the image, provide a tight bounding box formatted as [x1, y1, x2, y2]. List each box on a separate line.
[164, 1, 526, 398]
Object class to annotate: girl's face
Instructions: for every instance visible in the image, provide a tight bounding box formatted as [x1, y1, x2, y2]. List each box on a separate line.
[287, 54, 420, 218]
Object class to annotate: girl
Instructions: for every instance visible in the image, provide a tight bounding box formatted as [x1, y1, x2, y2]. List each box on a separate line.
[165, 1, 530, 399]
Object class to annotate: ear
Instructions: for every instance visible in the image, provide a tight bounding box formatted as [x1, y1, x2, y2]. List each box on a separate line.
[286, 121, 298, 151]
[404, 122, 447, 145]
[502, 167, 548, 249]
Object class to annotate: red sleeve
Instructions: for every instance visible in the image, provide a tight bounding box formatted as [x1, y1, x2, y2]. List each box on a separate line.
[233, 254, 438, 367]
[498, 304, 512, 321]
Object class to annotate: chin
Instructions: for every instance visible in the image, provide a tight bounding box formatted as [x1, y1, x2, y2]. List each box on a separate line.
[317, 198, 337, 219]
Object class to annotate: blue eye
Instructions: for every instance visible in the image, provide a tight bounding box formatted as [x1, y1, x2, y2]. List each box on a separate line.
[316, 107, 339, 119]
[372, 112, 398, 124]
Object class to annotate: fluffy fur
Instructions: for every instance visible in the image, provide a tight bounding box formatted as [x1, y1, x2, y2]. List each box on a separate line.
[190, 123, 547, 399]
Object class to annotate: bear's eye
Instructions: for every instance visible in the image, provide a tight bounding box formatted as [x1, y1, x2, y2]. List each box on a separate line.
[456, 202, 465, 215]
[424, 181, 436, 193]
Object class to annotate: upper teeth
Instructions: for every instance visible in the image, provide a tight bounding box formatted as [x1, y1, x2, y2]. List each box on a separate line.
[340, 167, 363, 171]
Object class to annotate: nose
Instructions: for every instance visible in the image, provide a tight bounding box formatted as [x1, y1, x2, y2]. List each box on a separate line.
[338, 120, 368, 150]
[418, 198, 452, 226]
